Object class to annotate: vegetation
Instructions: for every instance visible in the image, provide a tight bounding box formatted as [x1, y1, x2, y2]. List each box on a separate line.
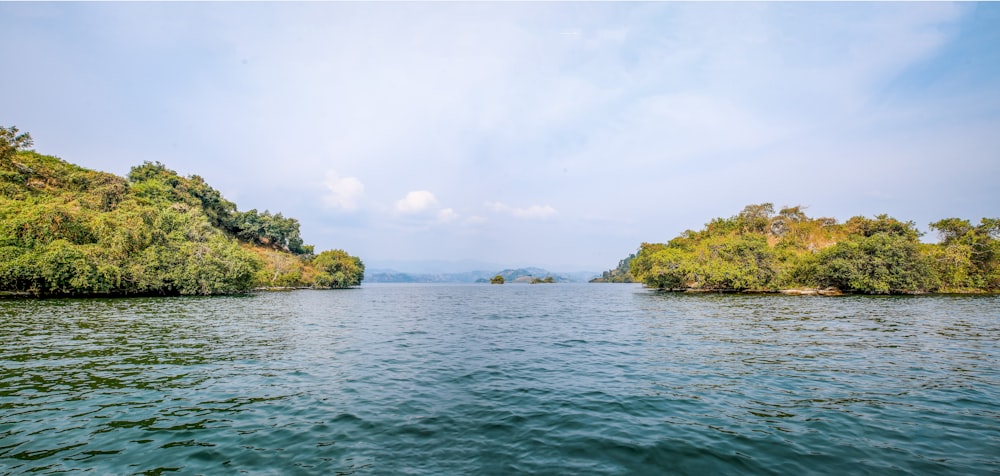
[630, 203, 999, 294]
[590, 253, 635, 283]
[312, 249, 365, 289]
[490, 275, 505, 284]
[0, 126, 363, 296]
[492, 267, 567, 283]
[530, 276, 555, 284]
[1, 126, 32, 165]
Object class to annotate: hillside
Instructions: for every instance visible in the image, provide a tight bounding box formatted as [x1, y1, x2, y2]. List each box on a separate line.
[0, 126, 363, 296]
[590, 254, 635, 283]
[629, 203, 999, 294]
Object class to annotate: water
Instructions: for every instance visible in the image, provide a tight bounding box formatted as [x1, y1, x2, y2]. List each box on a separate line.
[1, 284, 998, 475]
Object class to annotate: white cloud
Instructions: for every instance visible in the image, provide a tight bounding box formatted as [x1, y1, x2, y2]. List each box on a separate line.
[485, 201, 558, 219]
[395, 190, 439, 214]
[437, 208, 459, 223]
[322, 170, 364, 211]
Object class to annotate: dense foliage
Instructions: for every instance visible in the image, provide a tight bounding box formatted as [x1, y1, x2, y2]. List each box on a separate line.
[0, 128, 363, 296]
[312, 249, 365, 289]
[631, 203, 999, 294]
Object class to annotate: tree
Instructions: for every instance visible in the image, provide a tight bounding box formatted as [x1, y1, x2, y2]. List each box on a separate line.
[172, 236, 262, 295]
[928, 217, 1000, 291]
[1, 126, 33, 164]
[737, 203, 775, 234]
[817, 226, 936, 294]
[490, 275, 505, 284]
[312, 249, 364, 288]
[631, 242, 696, 289]
[230, 209, 309, 255]
[845, 214, 921, 240]
[702, 234, 776, 290]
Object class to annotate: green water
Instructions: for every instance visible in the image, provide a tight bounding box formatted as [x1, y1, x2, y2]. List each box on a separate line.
[1, 285, 998, 474]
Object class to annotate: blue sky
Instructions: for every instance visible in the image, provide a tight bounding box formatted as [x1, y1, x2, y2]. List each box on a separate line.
[2, 2, 998, 272]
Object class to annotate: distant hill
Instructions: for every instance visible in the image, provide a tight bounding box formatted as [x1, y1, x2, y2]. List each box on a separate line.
[363, 259, 504, 274]
[365, 269, 496, 283]
[367, 267, 598, 283]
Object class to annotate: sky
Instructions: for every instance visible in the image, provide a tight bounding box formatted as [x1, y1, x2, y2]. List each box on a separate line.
[2, 2, 998, 272]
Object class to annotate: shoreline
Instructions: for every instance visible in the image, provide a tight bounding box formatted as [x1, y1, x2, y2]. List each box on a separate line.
[645, 286, 999, 296]
[4, 285, 998, 299]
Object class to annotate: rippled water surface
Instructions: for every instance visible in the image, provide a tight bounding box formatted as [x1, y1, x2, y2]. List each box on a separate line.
[2, 284, 998, 474]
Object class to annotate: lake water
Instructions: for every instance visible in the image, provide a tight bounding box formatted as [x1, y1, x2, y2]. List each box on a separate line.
[1, 284, 998, 475]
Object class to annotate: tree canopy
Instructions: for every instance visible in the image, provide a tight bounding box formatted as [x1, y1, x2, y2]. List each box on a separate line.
[0, 126, 32, 165]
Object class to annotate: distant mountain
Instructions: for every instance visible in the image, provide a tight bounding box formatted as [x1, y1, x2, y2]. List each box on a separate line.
[366, 266, 599, 284]
[363, 259, 504, 274]
[364, 269, 495, 283]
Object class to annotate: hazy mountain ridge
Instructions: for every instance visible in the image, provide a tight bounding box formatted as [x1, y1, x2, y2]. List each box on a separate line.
[365, 266, 598, 283]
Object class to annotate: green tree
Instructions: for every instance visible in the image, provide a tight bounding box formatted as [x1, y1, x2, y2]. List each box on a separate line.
[171, 236, 262, 295]
[1, 126, 33, 165]
[312, 249, 364, 288]
[490, 275, 505, 284]
[737, 203, 774, 234]
[817, 217, 936, 294]
[631, 242, 694, 289]
[702, 234, 776, 290]
[928, 217, 1000, 291]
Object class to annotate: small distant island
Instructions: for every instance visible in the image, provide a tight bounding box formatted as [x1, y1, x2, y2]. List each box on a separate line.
[611, 203, 999, 295]
[474, 268, 564, 284]
[1, 126, 364, 296]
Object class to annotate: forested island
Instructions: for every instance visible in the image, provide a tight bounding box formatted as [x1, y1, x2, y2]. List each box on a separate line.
[0, 126, 363, 296]
[626, 203, 999, 294]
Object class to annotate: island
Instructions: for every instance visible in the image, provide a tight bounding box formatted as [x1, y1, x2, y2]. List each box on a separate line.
[620, 203, 998, 294]
[0, 126, 364, 296]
